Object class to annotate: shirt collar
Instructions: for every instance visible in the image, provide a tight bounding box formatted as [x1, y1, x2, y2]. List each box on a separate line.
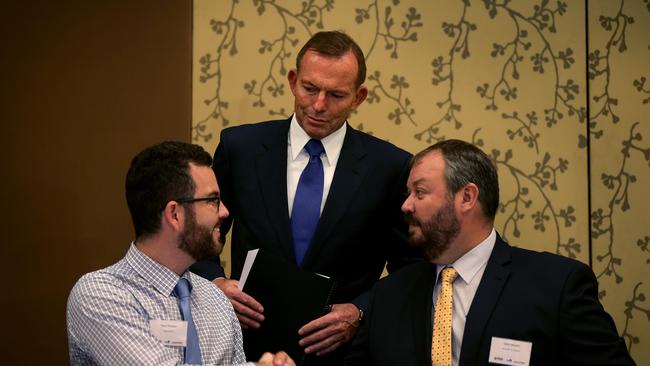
[288, 113, 347, 165]
[126, 242, 189, 297]
[436, 228, 496, 285]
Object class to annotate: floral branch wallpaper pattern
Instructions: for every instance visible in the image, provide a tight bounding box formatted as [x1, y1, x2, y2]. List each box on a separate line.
[192, 1, 649, 362]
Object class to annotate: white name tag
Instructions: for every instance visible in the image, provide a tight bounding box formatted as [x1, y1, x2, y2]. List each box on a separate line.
[150, 319, 187, 347]
[488, 336, 532, 366]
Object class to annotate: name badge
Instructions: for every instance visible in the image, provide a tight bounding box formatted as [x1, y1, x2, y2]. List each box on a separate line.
[488, 336, 532, 365]
[150, 319, 187, 347]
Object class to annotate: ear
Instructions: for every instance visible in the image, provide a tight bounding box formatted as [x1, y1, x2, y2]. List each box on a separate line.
[352, 85, 368, 109]
[458, 183, 479, 214]
[162, 200, 184, 233]
[288, 69, 298, 94]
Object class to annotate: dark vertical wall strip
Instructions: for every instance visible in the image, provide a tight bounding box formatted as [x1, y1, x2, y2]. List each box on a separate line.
[585, 0, 593, 268]
[0, 1, 192, 363]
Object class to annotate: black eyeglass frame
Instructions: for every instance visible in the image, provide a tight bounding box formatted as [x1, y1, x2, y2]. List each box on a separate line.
[174, 195, 221, 210]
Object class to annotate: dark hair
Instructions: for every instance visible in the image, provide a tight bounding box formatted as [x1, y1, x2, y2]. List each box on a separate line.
[125, 141, 212, 238]
[412, 139, 499, 220]
[296, 31, 366, 88]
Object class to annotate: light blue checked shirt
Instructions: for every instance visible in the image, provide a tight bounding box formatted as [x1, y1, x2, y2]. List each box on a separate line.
[67, 243, 255, 366]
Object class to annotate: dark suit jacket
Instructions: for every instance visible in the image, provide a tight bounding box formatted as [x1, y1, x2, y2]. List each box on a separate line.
[191, 118, 420, 363]
[345, 235, 635, 366]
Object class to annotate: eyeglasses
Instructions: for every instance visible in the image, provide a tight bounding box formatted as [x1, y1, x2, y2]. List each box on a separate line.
[175, 195, 221, 212]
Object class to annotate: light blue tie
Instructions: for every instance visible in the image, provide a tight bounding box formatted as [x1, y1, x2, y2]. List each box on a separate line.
[174, 278, 202, 364]
[291, 139, 325, 265]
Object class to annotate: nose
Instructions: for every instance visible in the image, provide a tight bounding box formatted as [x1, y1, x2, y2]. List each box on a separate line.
[313, 91, 327, 112]
[401, 194, 413, 214]
[219, 202, 229, 219]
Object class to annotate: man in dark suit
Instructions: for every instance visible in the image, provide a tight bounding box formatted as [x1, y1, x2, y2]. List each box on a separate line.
[345, 139, 635, 366]
[191, 31, 419, 364]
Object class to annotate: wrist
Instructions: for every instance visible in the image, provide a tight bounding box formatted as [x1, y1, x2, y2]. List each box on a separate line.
[353, 304, 364, 324]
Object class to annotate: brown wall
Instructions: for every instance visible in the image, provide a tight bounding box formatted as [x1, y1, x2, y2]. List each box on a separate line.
[0, 1, 192, 362]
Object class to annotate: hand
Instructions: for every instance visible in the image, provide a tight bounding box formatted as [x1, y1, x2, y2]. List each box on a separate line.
[212, 278, 264, 329]
[256, 351, 296, 366]
[298, 303, 361, 356]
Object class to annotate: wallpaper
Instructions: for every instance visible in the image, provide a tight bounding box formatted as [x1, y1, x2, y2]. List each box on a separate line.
[192, 1, 649, 363]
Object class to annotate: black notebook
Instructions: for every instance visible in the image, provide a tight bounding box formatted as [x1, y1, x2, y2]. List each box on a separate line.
[239, 249, 336, 364]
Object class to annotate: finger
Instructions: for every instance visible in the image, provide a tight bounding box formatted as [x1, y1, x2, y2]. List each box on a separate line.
[257, 352, 274, 364]
[315, 341, 343, 356]
[236, 313, 261, 329]
[299, 323, 340, 348]
[304, 333, 345, 355]
[231, 299, 265, 322]
[272, 351, 288, 365]
[232, 290, 264, 313]
[298, 313, 334, 335]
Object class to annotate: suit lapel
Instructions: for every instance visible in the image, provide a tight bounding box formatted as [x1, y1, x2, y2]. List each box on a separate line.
[413, 263, 437, 366]
[459, 235, 511, 366]
[255, 120, 295, 261]
[301, 126, 366, 267]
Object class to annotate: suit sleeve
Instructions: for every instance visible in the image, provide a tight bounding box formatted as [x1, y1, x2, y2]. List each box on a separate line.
[344, 283, 375, 365]
[190, 131, 233, 280]
[559, 263, 635, 365]
[352, 151, 422, 310]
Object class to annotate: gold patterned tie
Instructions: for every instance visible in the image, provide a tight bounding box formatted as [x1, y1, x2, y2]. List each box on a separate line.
[431, 267, 458, 366]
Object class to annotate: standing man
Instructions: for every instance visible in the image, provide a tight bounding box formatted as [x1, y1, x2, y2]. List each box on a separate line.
[67, 141, 294, 366]
[344, 139, 635, 365]
[191, 31, 419, 364]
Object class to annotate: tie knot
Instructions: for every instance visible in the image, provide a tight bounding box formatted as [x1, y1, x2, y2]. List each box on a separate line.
[440, 267, 458, 284]
[304, 139, 324, 158]
[174, 278, 192, 299]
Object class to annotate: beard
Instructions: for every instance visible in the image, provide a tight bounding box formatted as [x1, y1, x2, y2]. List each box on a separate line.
[178, 208, 220, 261]
[405, 197, 460, 261]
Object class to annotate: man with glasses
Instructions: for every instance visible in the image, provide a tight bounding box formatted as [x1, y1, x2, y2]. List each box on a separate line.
[66, 141, 295, 365]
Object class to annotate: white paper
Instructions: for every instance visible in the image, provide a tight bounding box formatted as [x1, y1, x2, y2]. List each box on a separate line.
[150, 319, 187, 347]
[488, 336, 532, 366]
[238, 249, 260, 289]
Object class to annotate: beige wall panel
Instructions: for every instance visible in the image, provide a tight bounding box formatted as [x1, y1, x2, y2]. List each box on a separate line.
[589, 0, 650, 362]
[193, 1, 648, 363]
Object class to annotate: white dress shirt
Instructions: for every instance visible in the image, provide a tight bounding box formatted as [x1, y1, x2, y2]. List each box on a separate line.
[432, 228, 497, 366]
[287, 114, 346, 216]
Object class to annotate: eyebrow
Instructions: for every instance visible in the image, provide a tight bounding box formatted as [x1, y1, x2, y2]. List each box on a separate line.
[409, 177, 426, 187]
[302, 80, 349, 95]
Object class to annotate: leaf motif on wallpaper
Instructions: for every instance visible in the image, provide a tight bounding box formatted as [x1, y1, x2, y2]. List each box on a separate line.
[477, 132, 577, 257]
[633, 77, 650, 105]
[415, 1, 474, 143]
[366, 71, 417, 126]
[587, 2, 634, 145]
[361, 3, 422, 60]
[193, 6, 245, 142]
[253, 0, 331, 27]
[621, 282, 649, 353]
[637, 236, 650, 264]
[477, 1, 584, 133]
[592, 123, 649, 286]
[502, 111, 540, 152]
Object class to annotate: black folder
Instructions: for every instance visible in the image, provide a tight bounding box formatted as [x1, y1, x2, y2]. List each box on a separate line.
[240, 249, 336, 364]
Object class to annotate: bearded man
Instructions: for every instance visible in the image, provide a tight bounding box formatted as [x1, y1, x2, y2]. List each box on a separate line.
[344, 139, 634, 366]
[66, 141, 294, 366]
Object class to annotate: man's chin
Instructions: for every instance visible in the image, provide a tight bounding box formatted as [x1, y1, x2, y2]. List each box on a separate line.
[408, 234, 426, 248]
